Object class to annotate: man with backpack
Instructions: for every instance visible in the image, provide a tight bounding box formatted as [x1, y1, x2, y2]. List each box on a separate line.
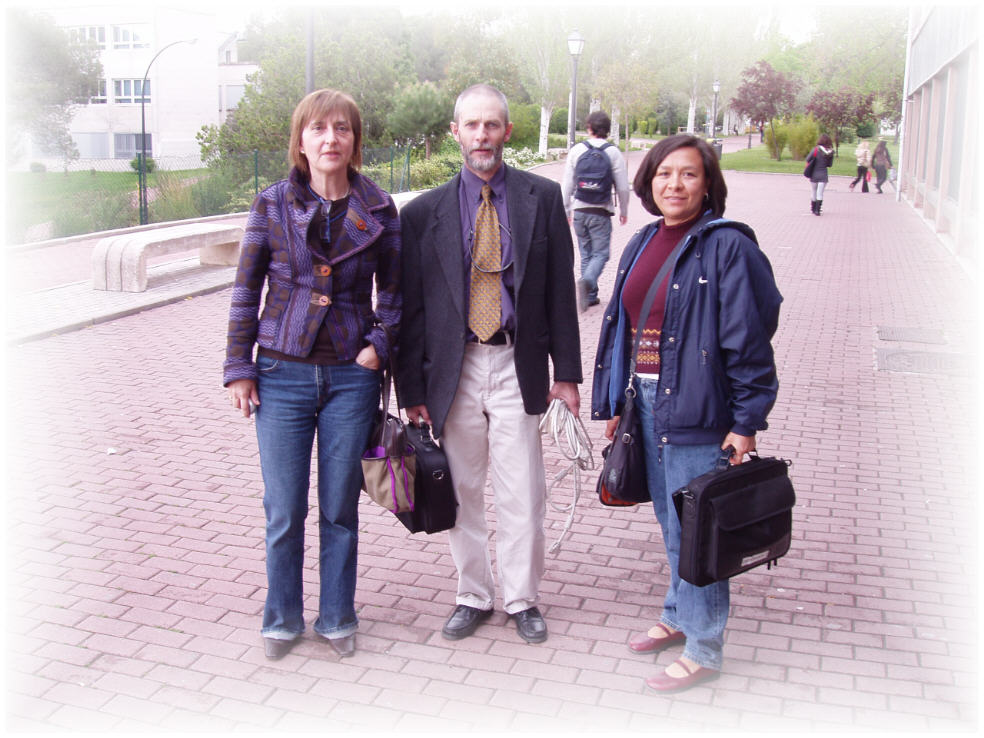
[561, 110, 630, 311]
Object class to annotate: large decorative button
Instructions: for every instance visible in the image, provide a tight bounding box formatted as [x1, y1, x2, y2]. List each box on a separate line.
[356, 219, 367, 231]
[316, 265, 332, 276]
[311, 294, 331, 306]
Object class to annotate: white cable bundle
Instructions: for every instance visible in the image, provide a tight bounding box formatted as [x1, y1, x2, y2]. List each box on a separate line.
[538, 398, 595, 553]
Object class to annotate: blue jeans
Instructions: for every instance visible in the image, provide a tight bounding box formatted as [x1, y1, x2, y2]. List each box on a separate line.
[573, 210, 612, 301]
[635, 377, 730, 670]
[254, 355, 380, 641]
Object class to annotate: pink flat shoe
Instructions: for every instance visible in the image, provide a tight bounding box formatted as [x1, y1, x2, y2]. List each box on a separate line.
[645, 658, 720, 693]
[627, 623, 686, 654]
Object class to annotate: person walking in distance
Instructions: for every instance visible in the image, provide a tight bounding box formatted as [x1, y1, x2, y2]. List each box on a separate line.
[871, 140, 893, 194]
[561, 110, 630, 311]
[850, 139, 871, 192]
[806, 134, 835, 215]
[397, 84, 582, 644]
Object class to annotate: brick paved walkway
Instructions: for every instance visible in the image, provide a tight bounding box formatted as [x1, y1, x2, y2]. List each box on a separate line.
[5, 162, 978, 731]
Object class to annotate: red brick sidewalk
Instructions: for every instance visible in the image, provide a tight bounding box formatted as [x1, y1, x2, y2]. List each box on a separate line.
[5, 164, 978, 731]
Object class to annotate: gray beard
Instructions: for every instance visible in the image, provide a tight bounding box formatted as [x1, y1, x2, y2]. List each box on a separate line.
[462, 143, 503, 173]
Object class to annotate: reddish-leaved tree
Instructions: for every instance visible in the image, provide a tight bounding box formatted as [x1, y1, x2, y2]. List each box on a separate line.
[806, 87, 875, 152]
[729, 61, 800, 160]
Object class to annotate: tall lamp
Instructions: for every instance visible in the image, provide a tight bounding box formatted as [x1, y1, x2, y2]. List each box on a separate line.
[139, 38, 196, 225]
[711, 79, 720, 141]
[566, 30, 585, 150]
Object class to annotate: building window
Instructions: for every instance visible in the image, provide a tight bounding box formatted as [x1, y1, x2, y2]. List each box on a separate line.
[89, 79, 107, 105]
[112, 25, 150, 50]
[225, 84, 246, 110]
[114, 133, 152, 159]
[113, 79, 150, 105]
[74, 133, 110, 158]
[69, 26, 106, 49]
[947, 60, 968, 199]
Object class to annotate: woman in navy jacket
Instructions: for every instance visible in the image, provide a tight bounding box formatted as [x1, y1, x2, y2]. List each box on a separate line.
[591, 135, 781, 692]
[224, 89, 400, 661]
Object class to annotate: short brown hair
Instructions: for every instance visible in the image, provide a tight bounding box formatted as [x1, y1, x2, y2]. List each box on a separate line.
[586, 110, 611, 138]
[632, 135, 728, 218]
[288, 89, 363, 177]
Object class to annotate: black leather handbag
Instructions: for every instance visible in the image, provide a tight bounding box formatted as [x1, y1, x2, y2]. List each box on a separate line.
[673, 451, 795, 586]
[395, 422, 457, 534]
[597, 391, 650, 506]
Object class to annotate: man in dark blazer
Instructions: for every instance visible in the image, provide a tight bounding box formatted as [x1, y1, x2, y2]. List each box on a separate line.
[397, 84, 582, 644]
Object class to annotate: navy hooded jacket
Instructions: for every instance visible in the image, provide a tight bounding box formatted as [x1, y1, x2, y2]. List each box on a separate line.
[591, 215, 782, 445]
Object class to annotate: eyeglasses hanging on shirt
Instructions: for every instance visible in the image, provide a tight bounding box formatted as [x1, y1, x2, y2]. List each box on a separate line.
[307, 183, 349, 247]
[468, 221, 514, 273]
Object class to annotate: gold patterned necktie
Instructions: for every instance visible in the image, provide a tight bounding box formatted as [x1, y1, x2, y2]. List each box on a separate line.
[468, 184, 501, 342]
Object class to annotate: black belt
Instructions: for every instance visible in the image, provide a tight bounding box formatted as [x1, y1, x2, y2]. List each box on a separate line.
[470, 330, 513, 345]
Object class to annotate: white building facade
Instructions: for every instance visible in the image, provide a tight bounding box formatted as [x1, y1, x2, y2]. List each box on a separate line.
[28, 5, 256, 169]
[898, 5, 979, 265]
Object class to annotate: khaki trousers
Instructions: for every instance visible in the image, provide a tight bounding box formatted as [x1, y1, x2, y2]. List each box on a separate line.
[441, 342, 546, 615]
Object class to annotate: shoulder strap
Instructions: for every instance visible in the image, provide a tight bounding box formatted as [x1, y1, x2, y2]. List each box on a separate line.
[627, 212, 714, 379]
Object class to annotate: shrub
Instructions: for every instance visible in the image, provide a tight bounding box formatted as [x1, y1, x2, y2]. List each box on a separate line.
[52, 190, 137, 237]
[856, 121, 876, 138]
[131, 156, 156, 173]
[786, 116, 821, 160]
[637, 119, 649, 135]
[406, 155, 460, 190]
[550, 107, 568, 134]
[764, 120, 789, 160]
[148, 170, 197, 223]
[547, 133, 567, 148]
[29, 162, 46, 173]
[649, 118, 660, 136]
[502, 147, 543, 169]
[508, 103, 540, 148]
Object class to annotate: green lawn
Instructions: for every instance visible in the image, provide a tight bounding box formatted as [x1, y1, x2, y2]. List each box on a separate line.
[5, 168, 205, 243]
[720, 140, 899, 177]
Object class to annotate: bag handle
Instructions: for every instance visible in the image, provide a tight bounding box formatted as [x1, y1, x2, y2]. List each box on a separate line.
[376, 322, 402, 419]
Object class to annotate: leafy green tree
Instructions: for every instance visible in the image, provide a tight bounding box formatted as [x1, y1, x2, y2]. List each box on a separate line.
[5, 9, 102, 170]
[200, 8, 415, 181]
[730, 61, 800, 160]
[501, 11, 571, 155]
[507, 103, 540, 148]
[386, 81, 451, 158]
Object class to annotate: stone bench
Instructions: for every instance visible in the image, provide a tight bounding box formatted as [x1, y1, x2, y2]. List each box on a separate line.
[92, 223, 244, 292]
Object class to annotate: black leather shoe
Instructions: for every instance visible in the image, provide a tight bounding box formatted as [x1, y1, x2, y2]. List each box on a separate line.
[264, 637, 296, 661]
[442, 605, 493, 640]
[327, 634, 356, 658]
[511, 606, 547, 643]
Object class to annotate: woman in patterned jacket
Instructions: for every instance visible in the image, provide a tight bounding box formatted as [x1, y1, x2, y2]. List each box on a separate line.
[224, 89, 401, 661]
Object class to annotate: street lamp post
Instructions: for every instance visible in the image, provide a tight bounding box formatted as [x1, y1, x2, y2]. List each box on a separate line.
[139, 38, 196, 225]
[711, 79, 720, 141]
[566, 30, 585, 150]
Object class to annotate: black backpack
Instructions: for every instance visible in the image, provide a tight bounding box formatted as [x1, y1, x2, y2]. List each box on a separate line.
[574, 141, 614, 204]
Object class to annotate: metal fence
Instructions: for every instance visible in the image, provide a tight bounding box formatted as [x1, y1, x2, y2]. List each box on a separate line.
[6, 147, 412, 245]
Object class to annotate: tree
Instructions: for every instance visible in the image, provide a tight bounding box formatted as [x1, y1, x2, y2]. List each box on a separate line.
[730, 61, 800, 159]
[806, 87, 875, 151]
[5, 9, 102, 170]
[200, 8, 415, 179]
[876, 72, 904, 141]
[386, 81, 451, 158]
[504, 11, 570, 156]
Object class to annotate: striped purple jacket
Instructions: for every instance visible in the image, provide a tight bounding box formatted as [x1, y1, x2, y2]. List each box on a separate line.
[223, 168, 401, 385]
